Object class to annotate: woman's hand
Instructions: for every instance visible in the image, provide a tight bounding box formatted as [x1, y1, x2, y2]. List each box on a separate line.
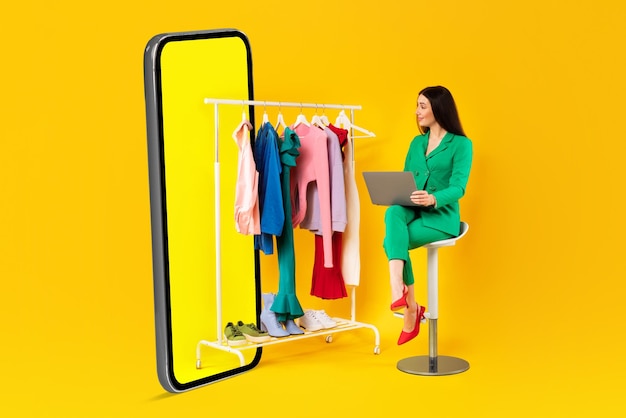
[410, 190, 435, 206]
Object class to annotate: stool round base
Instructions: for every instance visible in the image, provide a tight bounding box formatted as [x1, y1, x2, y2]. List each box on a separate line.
[397, 355, 469, 376]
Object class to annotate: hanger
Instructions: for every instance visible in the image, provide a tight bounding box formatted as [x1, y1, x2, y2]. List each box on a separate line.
[320, 105, 330, 126]
[311, 114, 324, 128]
[292, 103, 310, 128]
[293, 113, 310, 127]
[335, 110, 375, 138]
[311, 105, 327, 129]
[261, 102, 270, 126]
[275, 104, 287, 132]
[241, 109, 253, 130]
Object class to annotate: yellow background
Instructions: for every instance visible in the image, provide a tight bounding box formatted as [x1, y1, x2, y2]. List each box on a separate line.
[2, 0, 625, 416]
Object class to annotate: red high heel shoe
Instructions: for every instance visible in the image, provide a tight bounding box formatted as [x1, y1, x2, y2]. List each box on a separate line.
[390, 285, 408, 311]
[397, 305, 426, 345]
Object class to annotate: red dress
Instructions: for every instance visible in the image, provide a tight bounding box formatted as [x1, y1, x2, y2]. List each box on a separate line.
[311, 232, 347, 299]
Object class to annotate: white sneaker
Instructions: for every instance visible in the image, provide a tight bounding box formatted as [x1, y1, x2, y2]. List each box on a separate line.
[298, 310, 324, 332]
[310, 309, 337, 329]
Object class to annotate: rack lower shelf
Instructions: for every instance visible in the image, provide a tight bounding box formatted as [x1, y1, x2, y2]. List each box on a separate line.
[196, 317, 380, 368]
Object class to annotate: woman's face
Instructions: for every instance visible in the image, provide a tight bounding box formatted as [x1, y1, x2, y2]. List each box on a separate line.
[416, 94, 436, 129]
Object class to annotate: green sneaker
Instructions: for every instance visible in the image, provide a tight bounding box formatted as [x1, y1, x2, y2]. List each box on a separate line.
[237, 320, 271, 343]
[224, 322, 247, 346]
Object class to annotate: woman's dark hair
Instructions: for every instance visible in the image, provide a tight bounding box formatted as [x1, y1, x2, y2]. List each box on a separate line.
[418, 86, 466, 136]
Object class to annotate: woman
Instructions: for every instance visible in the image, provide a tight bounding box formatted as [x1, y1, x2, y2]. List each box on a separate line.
[384, 86, 473, 345]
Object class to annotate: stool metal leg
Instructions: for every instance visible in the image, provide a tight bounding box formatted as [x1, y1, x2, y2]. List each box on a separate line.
[397, 318, 469, 375]
[397, 246, 469, 376]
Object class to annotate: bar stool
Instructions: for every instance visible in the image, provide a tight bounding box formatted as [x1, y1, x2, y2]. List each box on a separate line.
[397, 221, 470, 376]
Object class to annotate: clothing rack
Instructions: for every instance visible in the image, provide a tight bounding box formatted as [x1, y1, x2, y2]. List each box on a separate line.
[204, 98, 363, 109]
[196, 98, 380, 369]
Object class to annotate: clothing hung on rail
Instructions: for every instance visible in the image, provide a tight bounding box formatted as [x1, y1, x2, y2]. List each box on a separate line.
[271, 126, 304, 320]
[245, 122, 303, 319]
[311, 232, 347, 299]
[232, 121, 260, 235]
[290, 122, 359, 299]
[299, 126, 347, 236]
[233, 114, 363, 302]
[251, 122, 284, 255]
[291, 123, 334, 268]
[300, 124, 348, 299]
[330, 123, 361, 288]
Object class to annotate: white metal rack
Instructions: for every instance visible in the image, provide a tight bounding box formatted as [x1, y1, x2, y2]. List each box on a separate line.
[196, 98, 380, 369]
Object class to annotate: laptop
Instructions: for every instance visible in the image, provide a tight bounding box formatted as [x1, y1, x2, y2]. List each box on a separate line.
[362, 171, 418, 206]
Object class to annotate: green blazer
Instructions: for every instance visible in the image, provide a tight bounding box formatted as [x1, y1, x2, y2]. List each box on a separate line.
[403, 131, 473, 236]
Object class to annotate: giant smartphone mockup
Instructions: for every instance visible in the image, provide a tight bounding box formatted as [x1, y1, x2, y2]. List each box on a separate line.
[144, 29, 261, 392]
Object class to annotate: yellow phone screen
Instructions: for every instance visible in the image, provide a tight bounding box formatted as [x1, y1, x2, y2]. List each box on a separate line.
[146, 30, 259, 391]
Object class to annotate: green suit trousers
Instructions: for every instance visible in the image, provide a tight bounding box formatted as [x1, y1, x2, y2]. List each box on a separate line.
[383, 205, 453, 285]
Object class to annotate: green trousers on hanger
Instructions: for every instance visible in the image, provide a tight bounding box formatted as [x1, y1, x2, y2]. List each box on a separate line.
[271, 127, 304, 321]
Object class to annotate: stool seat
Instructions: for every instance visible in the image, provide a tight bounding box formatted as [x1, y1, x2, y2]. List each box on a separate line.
[424, 221, 469, 249]
[397, 221, 470, 376]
